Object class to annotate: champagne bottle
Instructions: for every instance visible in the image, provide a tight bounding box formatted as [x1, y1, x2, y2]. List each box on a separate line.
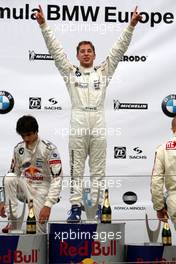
[26, 199, 36, 234]
[162, 221, 172, 246]
[101, 189, 112, 223]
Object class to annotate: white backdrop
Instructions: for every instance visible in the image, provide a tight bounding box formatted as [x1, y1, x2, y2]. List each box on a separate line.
[0, 0, 176, 244]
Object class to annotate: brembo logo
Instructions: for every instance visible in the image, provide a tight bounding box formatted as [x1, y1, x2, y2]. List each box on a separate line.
[0, 250, 38, 263]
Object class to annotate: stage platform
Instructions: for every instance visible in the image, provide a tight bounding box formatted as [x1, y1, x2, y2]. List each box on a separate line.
[0, 223, 176, 263]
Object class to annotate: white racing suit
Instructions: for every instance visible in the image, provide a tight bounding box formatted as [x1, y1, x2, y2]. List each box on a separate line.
[40, 23, 134, 206]
[4, 138, 63, 232]
[151, 133, 176, 225]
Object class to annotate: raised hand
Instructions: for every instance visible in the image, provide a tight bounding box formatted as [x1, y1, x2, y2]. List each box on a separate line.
[130, 6, 142, 27]
[34, 5, 45, 25]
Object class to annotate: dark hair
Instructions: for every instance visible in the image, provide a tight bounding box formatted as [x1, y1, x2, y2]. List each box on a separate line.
[16, 115, 39, 135]
[76, 41, 95, 54]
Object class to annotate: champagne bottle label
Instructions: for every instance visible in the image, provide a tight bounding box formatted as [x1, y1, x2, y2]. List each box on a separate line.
[101, 214, 111, 222]
[162, 237, 172, 245]
[29, 210, 34, 218]
[26, 199, 36, 234]
[27, 224, 36, 233]
[167, 237, 172, 245]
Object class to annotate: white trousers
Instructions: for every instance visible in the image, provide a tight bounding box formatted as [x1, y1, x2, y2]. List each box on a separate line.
[166, 192, 176, 229]
[69, 131, 106, 206]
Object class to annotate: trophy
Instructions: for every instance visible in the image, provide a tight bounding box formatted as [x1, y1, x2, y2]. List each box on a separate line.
[1, 185, 25, 233]
[9, 199, 26, 232]
[0, 175, 27, 233]
[83, 188, 100, 222]
[145, 213, 161, 244]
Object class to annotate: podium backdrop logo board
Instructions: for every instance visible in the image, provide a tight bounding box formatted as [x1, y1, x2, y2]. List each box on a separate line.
[49, 223, 125, 263]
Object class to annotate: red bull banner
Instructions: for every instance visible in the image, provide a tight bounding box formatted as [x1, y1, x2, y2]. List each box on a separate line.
[0, 234, 47, 264]
[49, 223, 125, 264]
[126, 244, 176, 263]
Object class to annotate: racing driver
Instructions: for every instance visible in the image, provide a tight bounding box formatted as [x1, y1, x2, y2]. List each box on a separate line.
[34, 5, 142, 223]
[151, 117, 176, 229]
[0, 115, 63, 233]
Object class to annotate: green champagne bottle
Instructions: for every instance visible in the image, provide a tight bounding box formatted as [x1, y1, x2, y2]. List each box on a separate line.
[26, 199, 36, 234]
[162, 222, 172, 246]
[101, 189, 112, 223]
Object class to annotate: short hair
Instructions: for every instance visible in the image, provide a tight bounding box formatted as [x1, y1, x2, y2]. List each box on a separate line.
[76, 41, 95, 54]
[16, 115, 38, 135]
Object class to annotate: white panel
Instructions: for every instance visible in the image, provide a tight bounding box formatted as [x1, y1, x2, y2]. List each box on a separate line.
[0, 0, 176, 244]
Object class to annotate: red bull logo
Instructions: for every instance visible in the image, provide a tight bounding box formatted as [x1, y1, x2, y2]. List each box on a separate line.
[0, 249, 38, 263]
[24, 166, 43, 181]
[80, 258, 97, 264]
[60, 240, 117, 257]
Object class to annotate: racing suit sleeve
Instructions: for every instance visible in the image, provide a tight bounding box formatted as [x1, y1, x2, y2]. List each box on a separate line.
[151, 146, 165, 211]
[102, 25, 134, 82]
[9, 149, 21, 176]
[44, 148, 63, 208]
[40, 22, 72, 77]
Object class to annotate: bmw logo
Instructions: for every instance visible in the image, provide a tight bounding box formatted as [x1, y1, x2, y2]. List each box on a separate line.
[75, 68, 82, 77]
[0, 91, 14, 114]
[19, 147, 24, 155]
[162, 94, 176, 117]
[123, 191, 137, 205]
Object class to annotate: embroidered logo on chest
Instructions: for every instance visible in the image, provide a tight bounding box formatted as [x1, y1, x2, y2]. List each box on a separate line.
[166, 141, 176, 150]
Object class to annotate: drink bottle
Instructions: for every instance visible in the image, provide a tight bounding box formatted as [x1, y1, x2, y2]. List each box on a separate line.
[101, 189, 111, 223]
[26, 199, 36, 234]
[162, 221, 172, 246]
